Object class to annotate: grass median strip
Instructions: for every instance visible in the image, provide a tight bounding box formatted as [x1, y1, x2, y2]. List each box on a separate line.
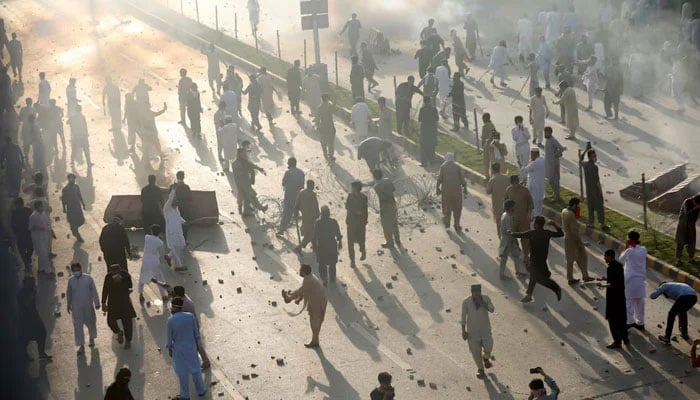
[141, 1, 694, 278]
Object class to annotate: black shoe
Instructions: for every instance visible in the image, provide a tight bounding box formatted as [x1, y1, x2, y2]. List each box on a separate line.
[626, 324, 634, 330]
[623, 339, 630, 346]
[657, 335, 670, 345]
[634, 324, 645, 331]
[606, 342, 621, 349]
[555, 287, 562, 301]
[381, 243, 395, 249]
[680, 333, 691, 340]
[360, 252, 366, 261]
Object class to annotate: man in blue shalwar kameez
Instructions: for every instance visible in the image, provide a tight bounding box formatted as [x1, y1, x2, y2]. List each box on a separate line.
[167, 297, 206, 399]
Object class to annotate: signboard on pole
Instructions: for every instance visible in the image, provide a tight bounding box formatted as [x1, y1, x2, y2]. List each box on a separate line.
[300, 0, 328, 15]
[301, 14, 329, 30]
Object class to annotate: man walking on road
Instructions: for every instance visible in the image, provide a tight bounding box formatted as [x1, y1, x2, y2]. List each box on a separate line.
[436, 152, 467, 231]
[350, 56, 365, 100]
[461, 284, 495, 379]
[621, 230, 647, 331]
[68, 105, 92, 172]
[512, 217, 564, 303]
[512, 115, 531, 168]
[258, 67, 279, 129]
[675, 194, 699, 266]
[201, 43, 222, 95]
[499, 200, 527, 280]
[505, 175, 533, 262]
[561, 198, 593, 285]
[172, 286, 211, 369]
[164, 190, 187, 272]
[138, 224, 169, 303]
[102, 264, 137, 350]
[294, 180, 320, 254]
[395, 76, 422, 135]
[17, 277, 52, 361]
[102, 76, 121, 134]
[7, 32, 22, 81]
[282, 264, 328, 348]
[339, 13, 362, 56]
[141, 175, 165, 233]
[580, 147, 608, 230]
[67, 262, 100, 355]
[60, 173, 86, 243]
[351, 97, 370, 139]
[345, 181, 368, 267]
[487, 163, 510, 238]
[373, 169, 401, 250]
[167, 297, 207, 398]
[29, 201, 53, 278]
[312, 206, 343, 285]
[286, 60, 303, 115]
[521, 148, 545, 217]
[651, 282, 697, 343]
[599, 249, 628, 349]
[243, 73, 263, 131]
[544, 127, 564, 201]
[418, 96, 438, 167]
[232, 148, 268, 216]
[278, 157, 305, 235]
[99, 216, 131, 271]
[315, 94, 336, 162]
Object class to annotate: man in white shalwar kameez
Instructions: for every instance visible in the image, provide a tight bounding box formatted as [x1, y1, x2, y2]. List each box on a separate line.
[461, 284, 495, 379]
[66, 77, 79, 118]
[521, 148, 546, 217]
[38, 72, 51, 107]
[220, 115, 239, 171]
[581, 57, 600, 110]
[435, 60, 451, 117]
[28, 201, 53, 276]
[138, 225, 169, 302]
[511, 116, 531, 168]
[620, 230, 647, 330]
[499, 200, 528, 280]
[489, 41, 512, 87]
[529, 87, 549, 146]
[545, 7, 561, 45]
[66, 262, 100, 354]
[164, 189, 187, 271]
[517, 16, 533, 62]
[350, 98, 370, 139]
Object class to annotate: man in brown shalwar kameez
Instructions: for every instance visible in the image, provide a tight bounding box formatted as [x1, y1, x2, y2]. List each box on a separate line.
[282, 264, 328, 348]
[486, 163, 510, 238]
[437, 152, 467, 231]
[294, 180, 320, 254]
[505, 175, 533, 264]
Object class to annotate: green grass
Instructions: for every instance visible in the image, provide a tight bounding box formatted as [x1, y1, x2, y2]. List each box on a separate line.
[145, 1, 695, 278]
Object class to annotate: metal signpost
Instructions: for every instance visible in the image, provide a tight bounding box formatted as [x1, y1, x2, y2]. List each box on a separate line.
[300, 0, 329, 86]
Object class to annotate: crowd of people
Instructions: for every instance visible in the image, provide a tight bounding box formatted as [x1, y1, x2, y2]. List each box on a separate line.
[0, 1, 699, 399]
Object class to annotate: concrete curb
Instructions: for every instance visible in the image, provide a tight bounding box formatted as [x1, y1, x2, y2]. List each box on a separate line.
[120, 0, 700, 292]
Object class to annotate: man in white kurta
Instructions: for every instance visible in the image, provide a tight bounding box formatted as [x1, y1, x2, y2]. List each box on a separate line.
[529, 88, 549, 145]
[499, 200, 527, 279]
[511, 116, 531, 168]
[461, 285, 495, 378]
[489, 41, 512, 86]
[66, 263, 100, 353]
[302, 71, 322, 115]
[28, 202, 53, 275]
[221, 87, 239, 120]
[581, 58, 600, 110]
[219, 116, 239, 171]
[620, 231, 648, 329]
[138, 226, 169, 301]
[350, 98, 370, 139]
[521, 148, 546, 216]
[164, 189, 187, 271]
[517, 16, 533, 61]
[435, 61, 451, 116]
[66, 78, 79, 118]
[257, 68, 278, 127]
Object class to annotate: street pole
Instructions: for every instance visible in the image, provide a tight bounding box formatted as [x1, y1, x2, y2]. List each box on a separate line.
[642, 173, 648, 230]
[180, 0, 183, 15]
[277, 30, 281, 59]
[312, 11, 321, 66]
[473, 108, 478, 145]
[255, 32, 258, 51]
[474, 108, 479, 152]
[195, 0, 199, 23]
[393, 76, 397, 93]
[334, 51, 338, 85]
[235, 13, 238, 40]
[304, 39, 307, 69]
[578, 149, 585, 200]
[215, 5, 218, 31]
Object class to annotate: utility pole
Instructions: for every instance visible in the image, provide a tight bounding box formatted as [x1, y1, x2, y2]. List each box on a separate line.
[300, 0, 329, 86]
